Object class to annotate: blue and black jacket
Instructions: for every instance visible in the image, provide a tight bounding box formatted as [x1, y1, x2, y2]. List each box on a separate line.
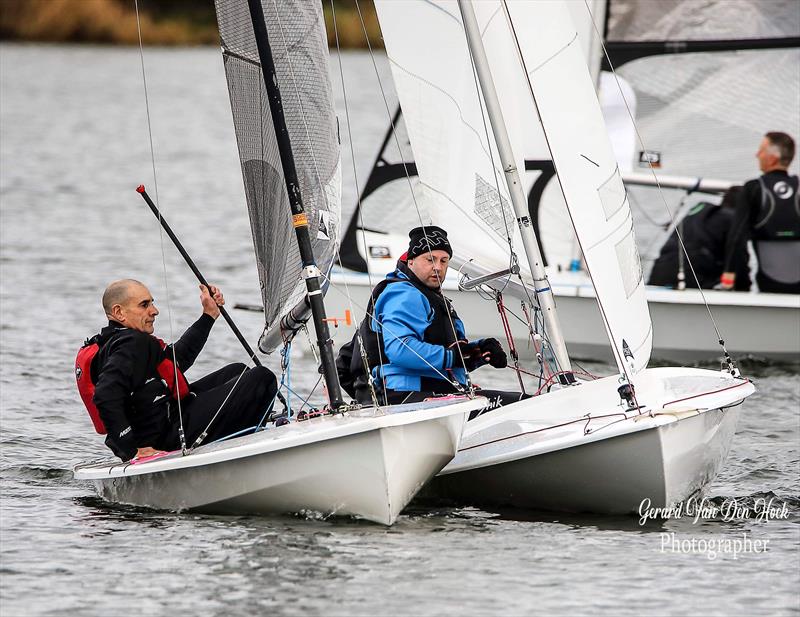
[335, 262, 471, 399]
[368, 263, 467, 392]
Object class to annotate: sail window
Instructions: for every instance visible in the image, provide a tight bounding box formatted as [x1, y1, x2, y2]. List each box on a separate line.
[474, 174, 515, 241]
[597, 166, 627, 221]
[615, 226, 643, 298]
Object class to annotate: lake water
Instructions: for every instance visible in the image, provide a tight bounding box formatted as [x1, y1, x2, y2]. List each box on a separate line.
[1, 44, 798, 616]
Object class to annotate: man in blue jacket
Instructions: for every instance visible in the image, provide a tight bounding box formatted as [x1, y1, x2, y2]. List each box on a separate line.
[363, 226, 524, 415]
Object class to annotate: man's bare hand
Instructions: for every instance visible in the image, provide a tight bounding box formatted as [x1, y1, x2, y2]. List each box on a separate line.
[200, 284, 225, 319]
[716, 272, 736, 291]
[135, 447, 165, 459]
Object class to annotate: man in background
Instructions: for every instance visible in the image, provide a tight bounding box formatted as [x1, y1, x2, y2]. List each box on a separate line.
[720, 132, 800, 294]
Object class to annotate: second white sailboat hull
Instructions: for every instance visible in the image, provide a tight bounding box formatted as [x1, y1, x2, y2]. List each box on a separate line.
[427, 367, 753, 514]
[429, 404, 740, 514]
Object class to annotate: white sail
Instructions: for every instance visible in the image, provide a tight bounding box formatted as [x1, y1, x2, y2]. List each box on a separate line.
[343, 1, 610, 272]
[375, 0, 652, 375]
[369, 0, 589, 273]
[506, 0, 652, 374]
[373, 1, 527, 271]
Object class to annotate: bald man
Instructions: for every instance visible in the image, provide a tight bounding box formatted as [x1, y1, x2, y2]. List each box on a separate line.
[76, 279, 276, 461]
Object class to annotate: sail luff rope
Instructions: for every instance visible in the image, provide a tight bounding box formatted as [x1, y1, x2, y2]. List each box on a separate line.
[581, 0, 734, 368]
[328, 0, 382, 407]
[134, 0, 188, 453]
[354, 0, 474, 393]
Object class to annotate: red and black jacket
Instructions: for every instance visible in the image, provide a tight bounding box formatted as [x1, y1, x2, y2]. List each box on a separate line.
[76, 315, 213, 460]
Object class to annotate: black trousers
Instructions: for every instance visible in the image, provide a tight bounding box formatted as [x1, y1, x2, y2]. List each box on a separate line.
[381, 380, 528, 420]
[156, 363, 277, 450]
[756, 272, 800, 294]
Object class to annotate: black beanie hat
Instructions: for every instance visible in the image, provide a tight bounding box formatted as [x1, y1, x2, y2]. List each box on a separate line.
[407, 226, 453, 259]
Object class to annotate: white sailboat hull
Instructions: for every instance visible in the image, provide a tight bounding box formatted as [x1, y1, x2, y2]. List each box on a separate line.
[431, 404, 739, 514]
[428, 367, 753, 514]
[74, 397, 486, 525]
[549, 276, 800, 364]
[327, 269, 799, 363]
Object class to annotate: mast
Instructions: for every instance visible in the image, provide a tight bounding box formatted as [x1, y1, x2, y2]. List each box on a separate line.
[246, 0, 344, 409]
[458, 0, 572, 377]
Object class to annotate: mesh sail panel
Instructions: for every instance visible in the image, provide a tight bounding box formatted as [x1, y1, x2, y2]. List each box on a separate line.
[607, 0, 800, 41]
[214, 0, 341, 352]
[603, 0, 800, 268]
[613, 49, 800, 182]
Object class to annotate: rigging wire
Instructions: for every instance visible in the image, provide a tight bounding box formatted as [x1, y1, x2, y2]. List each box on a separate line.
[462, 6, 521, 273]
[328, 0, 382, 407]
[581, 0, 735, 370]
[186, 367, 250, 453]
[136, 3, 257, 450]
[274, 0, 394, 408]
[221, 0, 357, 414]
[502, 0, 631, 383]
[134, 0, 188, 453]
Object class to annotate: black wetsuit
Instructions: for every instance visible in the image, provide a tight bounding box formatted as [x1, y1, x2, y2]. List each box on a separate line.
[724, 170, 800, 293]
[648, 202, 750, 290]
[91, 316, 276, 460]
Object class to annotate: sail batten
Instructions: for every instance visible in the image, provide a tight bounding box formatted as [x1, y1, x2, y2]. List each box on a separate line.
[214, 0, 341, 353]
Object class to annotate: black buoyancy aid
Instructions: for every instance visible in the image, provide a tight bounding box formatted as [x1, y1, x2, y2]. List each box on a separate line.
[752, 174, 800, 285]
[648, 202, 728, 288]
[338, 264, 462, 398]
[753, 174, 800, 241]
[75, 333, 190, 434]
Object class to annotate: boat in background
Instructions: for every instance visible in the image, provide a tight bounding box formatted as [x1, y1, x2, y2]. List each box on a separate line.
[327, 254, 800, 364]
[330, 0, 800, 364]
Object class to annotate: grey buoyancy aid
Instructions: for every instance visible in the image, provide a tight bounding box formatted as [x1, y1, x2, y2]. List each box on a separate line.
[753, 174, 800, 284]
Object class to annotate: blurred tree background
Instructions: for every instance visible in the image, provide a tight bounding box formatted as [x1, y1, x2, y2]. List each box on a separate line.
[0, 0, 381, 47]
